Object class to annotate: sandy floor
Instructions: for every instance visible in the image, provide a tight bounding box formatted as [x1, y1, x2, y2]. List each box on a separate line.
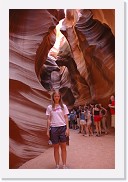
[19, 128, 115, 169]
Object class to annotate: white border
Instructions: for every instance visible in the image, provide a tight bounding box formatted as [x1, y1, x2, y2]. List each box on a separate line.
[0, 0, 124, 179]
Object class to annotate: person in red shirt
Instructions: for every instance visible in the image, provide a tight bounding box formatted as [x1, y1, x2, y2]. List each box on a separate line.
[108, 95, 115, 128]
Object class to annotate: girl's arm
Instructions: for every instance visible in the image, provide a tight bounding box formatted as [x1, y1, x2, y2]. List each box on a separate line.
[108, 104, 115, 109]
[64, 114, 69, 137]
[101, 106, 107, 116]
[92, 108, 94, 117]
[46, 115, 51, 138]
[101, 106, 107, 112]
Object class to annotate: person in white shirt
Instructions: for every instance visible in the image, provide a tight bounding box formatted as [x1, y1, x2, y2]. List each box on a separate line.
[46, 90, 69, 169]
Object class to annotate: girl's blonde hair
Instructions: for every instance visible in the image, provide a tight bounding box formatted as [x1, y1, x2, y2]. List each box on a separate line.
[51, 90, 64, 109]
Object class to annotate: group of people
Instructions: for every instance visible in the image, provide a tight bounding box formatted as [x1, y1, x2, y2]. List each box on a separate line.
[70, 95, 115, 137]
[68, 99, 115, 137]
[46, 90, 115, 169]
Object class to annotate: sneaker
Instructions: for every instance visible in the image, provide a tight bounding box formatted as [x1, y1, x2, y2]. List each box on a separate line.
[90, 134, 93, 136]
[62, 165, 68, 169]
[84, 134, 89, 137]
[55, 165, 60, 169]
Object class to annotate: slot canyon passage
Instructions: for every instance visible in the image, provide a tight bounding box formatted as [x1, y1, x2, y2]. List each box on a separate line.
[9, 9, 115, 169]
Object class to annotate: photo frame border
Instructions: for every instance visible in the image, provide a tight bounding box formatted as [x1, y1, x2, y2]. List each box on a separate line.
[0, 0, 125, 179]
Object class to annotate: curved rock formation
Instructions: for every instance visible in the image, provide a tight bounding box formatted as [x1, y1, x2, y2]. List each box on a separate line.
[58, 9, 115, 105]
[9, 9, 115, 168]
[9, 9, 65, 168]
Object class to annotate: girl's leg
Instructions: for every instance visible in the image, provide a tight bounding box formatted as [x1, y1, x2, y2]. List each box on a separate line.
[83, 124, 85, 134]
[102, 117, 107, 133]
[81, 124, 83, 134]
[60, 142, 67, 166]
[53, 143, 60, 166]
[75, 122, 77, 130]
[90, 126, 93, 135]
[95, 122, 99, 136]
[85, 124, 89, 136]
[78, 124, 81, 133]
[98, 121, 102, 135]
[72, 121, 74, 130]
[88, 125, 93, 135]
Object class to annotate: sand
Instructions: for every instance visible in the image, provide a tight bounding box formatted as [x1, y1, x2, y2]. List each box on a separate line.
[19, 128, 115, 169]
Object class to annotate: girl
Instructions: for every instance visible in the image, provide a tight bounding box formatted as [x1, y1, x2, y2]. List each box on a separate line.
[86, 110, 93, 136]
[79, 108, 86, 135]
[93, 104, 102, 136]
[46, 90, 69, 169]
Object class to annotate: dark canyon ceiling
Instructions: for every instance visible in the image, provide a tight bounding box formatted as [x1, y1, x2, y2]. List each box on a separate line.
[9, 9, 115, 168]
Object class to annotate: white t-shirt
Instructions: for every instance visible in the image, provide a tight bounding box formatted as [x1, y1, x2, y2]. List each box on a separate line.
[46, 104, 69, 127]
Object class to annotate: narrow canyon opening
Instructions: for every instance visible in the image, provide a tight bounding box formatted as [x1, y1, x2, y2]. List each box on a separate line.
[36, 9, 115, 108]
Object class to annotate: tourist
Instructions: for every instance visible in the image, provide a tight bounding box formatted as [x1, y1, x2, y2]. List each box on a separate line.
[99, 104, 108, 134]
[93, 104, 102, 136]
[86, 109, 93, 136]
[108, 95, 115, 128]
[77, 105, 82, 133]
[46, 90, 69, 169]
[79, 107, 88, 136]
[70, 109, 77, 130]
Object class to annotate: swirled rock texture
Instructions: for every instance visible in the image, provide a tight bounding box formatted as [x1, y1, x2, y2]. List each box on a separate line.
[9, 9, 65, 168]
[9, 9, 115, 168]
[58, 9, 115, 106]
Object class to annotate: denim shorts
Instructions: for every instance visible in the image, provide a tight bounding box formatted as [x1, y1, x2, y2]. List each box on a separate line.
[50, 125, 67, 144]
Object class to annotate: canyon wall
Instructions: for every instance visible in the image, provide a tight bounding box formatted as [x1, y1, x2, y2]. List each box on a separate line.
[9, 9, 115, 168]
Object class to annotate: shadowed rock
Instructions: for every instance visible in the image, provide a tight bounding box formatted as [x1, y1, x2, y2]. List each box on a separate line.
[9, 9, 115, 168]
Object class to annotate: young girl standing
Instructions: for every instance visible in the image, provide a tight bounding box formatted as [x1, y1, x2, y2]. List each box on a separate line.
[93, 104, 102, 136]
[46, 90, 69, 169]
[86, 110, 93, 136]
